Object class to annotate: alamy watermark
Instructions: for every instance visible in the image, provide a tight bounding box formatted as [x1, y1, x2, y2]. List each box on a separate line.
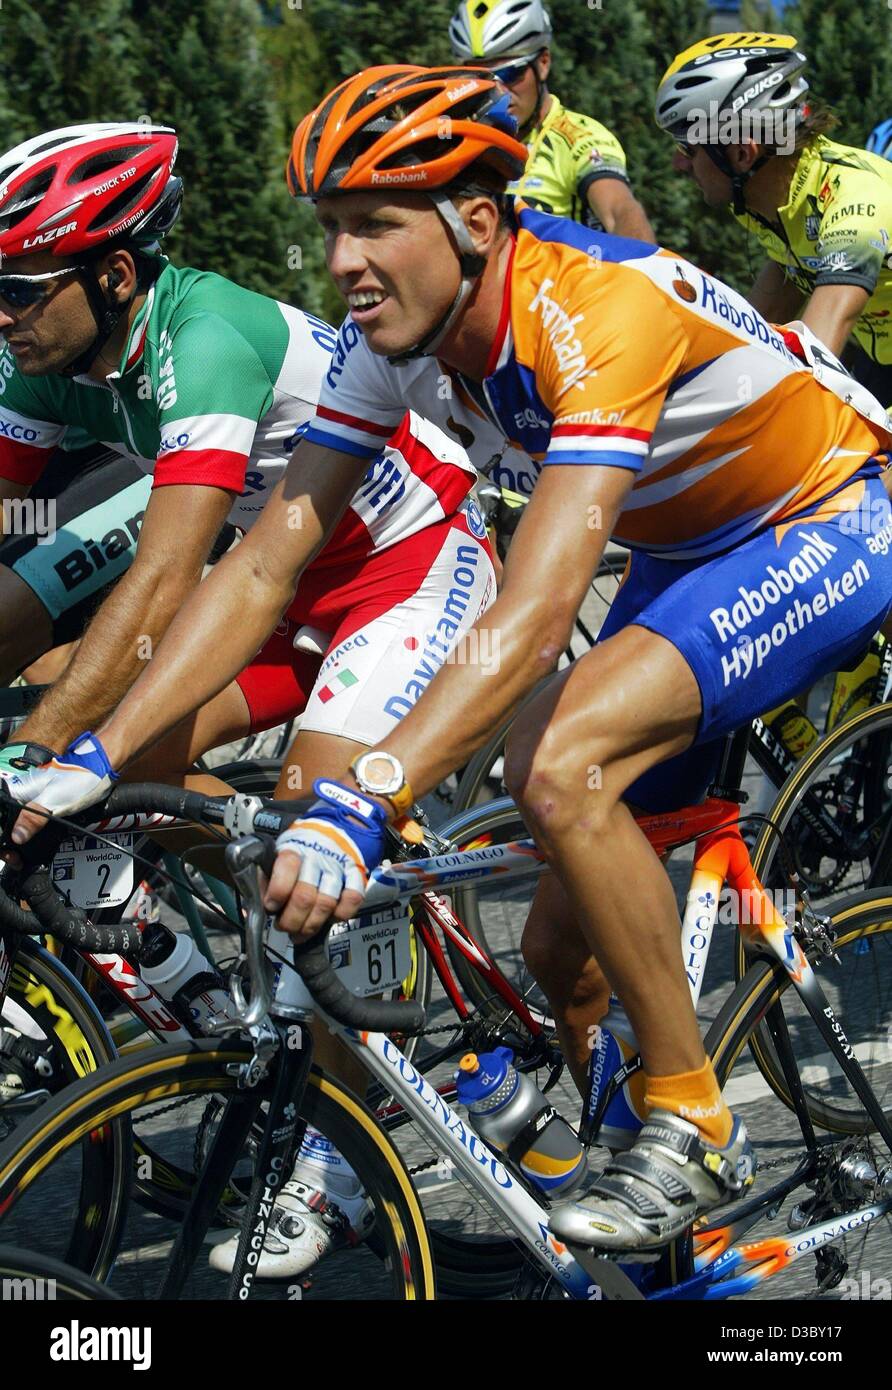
[2, 1275, 57, 1300]
[2, 496, 55, 544]
[683, 102, 798, 158]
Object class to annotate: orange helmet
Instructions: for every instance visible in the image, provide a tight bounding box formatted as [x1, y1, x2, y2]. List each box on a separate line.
[287, 65, 527, 198]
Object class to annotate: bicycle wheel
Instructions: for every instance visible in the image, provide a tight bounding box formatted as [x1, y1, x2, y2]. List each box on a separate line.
[746, 703, 892, 908]
[729, 890, 892, 1136]
[451, 554, 625, 813]
[0, 1040, 435, 1300]
[691, 891, 892, 1297]
[0, 1244, 122, 1299]
[1, 937, 130, 1278]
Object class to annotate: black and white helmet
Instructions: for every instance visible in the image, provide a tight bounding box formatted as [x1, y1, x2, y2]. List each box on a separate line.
[655, 33, 809, 145]
[449, 0, 552, 62]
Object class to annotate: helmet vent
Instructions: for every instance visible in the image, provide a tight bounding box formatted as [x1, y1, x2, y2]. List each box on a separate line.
[0, 168, 55, 234]
[70, 146, 146, 186]
[87, 168, 159, 233]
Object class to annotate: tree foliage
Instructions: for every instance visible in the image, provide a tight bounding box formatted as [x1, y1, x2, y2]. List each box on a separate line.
[0, 0, 884, 319]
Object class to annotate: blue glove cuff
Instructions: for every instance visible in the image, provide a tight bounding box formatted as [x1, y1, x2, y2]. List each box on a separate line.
[67, 731, 121, 782]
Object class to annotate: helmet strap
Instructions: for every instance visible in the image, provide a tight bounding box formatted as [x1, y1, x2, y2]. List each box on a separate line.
[386, 193, 486, 365]
[704, 146, 770, 216]
[60, 266, 132, 378]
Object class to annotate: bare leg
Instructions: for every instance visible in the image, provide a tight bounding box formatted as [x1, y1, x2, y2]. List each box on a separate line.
[0, 568, 54, 682]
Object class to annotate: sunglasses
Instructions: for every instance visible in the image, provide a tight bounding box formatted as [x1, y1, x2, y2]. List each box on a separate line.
[487, 53, 541, 87]
[0, 265, 83, 310]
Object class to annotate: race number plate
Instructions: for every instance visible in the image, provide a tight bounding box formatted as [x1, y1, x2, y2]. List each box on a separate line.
[51, 832, 135, 910]
[327, 905, 413, 998]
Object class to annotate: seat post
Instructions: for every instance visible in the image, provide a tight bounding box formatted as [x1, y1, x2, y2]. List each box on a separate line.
[710, 726, 751, 800]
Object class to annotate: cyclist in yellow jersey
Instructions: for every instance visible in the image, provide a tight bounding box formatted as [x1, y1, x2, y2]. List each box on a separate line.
[449, 0, 654, 238]
[656, 33, 892, 406]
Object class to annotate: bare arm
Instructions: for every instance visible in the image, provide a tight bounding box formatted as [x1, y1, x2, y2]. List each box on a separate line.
[97, 441, 368, 770]
[800, 283, 870, 358]
[381, 464, 635, 796]
[587, 179, 655, 241]
[16, 482, 236, 749]
[747, 260, 804, 322]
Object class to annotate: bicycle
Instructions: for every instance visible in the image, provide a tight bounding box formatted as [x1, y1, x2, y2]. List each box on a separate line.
[2, 741, 891, 1300]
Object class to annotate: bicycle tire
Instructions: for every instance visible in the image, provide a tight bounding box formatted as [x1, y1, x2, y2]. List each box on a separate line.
[740, 706, 892, 1116]
[1, 937, 130, 1279]
[0, 1244, 122, 1299]
[0, 1040, 436, 1300]
[745, 703, 892, 908]
[716, 895, 889, 1134]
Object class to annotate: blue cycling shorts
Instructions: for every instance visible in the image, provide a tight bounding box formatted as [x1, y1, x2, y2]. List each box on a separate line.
[601, 475, 892, 812]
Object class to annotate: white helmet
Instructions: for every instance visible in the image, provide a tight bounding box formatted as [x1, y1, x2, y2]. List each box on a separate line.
[449, 0, 552, 62]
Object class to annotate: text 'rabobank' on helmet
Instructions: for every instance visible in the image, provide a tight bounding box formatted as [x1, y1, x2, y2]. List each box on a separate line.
[655, 33, 809, 146]
[449, 0, 552, 62]
[0, 123, 182, 261]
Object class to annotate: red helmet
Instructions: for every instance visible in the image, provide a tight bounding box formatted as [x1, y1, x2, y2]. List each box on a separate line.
[0, 123, 182, 261]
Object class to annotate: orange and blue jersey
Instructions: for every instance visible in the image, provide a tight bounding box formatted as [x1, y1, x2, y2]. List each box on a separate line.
[307, 202, 892, 560]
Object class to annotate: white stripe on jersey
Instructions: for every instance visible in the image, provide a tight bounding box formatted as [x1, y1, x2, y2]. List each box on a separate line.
[160, 412, 258, 455]
[0, 404, 65, 449]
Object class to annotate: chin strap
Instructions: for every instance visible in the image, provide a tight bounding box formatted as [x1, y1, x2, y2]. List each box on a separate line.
[60, 267, 132, 378]
[704, 146, 771, 216]
[386, 192, 487, 366]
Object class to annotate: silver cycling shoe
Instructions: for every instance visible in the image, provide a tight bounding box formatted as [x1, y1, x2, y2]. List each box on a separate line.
[549, 1109, 756, 1258]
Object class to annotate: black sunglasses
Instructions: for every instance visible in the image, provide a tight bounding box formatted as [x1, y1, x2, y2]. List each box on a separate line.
[0, 265, 83, 310]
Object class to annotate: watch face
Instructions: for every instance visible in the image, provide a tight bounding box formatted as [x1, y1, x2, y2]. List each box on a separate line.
[356, 751, 403, 795]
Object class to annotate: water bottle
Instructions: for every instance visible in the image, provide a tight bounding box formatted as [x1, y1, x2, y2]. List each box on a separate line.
[455, 1047, 586, 1195]
[139, 923, 236, 1037]
[585, 997, 647, 1151]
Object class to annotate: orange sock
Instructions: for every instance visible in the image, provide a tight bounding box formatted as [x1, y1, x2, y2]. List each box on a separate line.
[644, 1060, 733, 1147]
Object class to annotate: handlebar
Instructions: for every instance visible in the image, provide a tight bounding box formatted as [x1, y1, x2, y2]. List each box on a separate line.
[225, 836, 426, 1036]
[0, 781, 428, 1032]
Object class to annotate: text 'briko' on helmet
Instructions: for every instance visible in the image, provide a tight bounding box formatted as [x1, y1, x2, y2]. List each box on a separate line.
[0, 123, 182, 261]
[448, 0, 553, 62]
[654, 33, 809, 142]
[286, 66, 527, 200]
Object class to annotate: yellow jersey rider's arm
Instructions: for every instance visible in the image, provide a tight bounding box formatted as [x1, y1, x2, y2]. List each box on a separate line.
[800, 283, 871, 360]
[585, 174, 654, 242]
[746, 259, 804, 324]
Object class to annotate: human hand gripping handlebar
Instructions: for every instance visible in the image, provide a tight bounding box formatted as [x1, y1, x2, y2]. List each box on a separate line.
[224, 834, 426, 1036]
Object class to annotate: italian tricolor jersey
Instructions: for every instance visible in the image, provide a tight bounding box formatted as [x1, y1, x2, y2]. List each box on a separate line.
[305, 203, 892, 560]
[0, 259, 475, 560]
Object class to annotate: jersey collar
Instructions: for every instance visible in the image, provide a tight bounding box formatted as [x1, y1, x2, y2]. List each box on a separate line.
[484, 233, 517, 379]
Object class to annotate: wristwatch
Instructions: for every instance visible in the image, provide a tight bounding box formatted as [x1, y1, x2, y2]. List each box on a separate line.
[350, 750, 414, 817]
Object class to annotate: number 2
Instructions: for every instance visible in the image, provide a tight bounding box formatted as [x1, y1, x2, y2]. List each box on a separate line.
[96, 863, 111, 898]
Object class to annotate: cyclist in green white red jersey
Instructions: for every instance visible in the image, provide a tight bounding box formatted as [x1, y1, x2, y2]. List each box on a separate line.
[449, 0, 654, 239]
[656, 33, 892, 407]
[8, 72, 892, 1257]
[0, 124, 493, 765]
[0, 122, 495, 1278]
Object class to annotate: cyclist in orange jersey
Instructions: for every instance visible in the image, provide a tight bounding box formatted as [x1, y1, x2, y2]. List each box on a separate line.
[8, 68, 892, 1256]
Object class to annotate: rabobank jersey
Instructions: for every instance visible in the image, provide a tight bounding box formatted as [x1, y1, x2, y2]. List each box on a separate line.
[305, 203, 892, 560]
[0, 260, 475, 562]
